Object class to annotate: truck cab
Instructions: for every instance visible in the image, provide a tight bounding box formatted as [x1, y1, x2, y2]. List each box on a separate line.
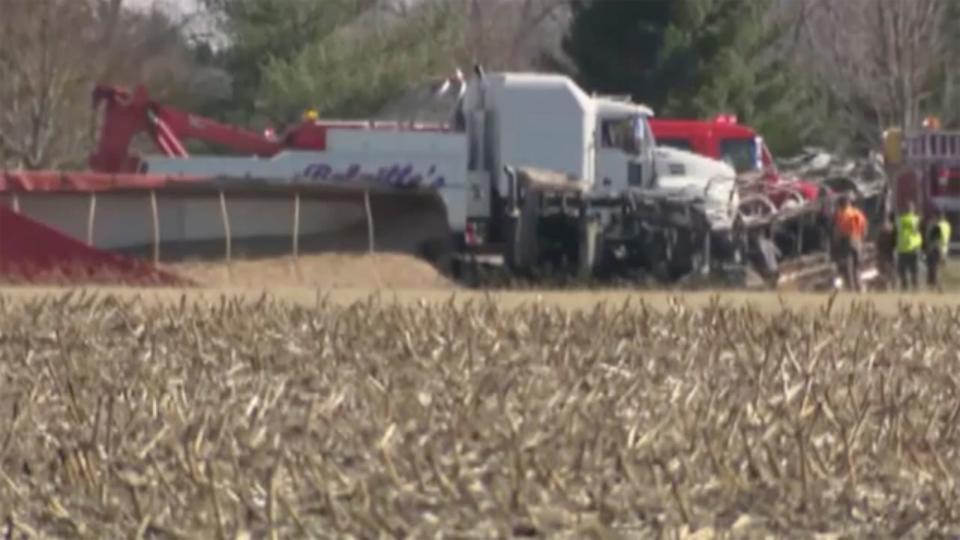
[455, 71, 745, 280]
[460, 72, 655, 193]
[593, 97, 657, 194]
[458, 72, 660, 249]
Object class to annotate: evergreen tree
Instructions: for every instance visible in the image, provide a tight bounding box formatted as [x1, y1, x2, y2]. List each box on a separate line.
[557, 0, 827, 154]
[196, 0, 375, 124]
[657, 0, 827, 154]
[258, 1, 466, 123]
[554, 0, 672, 107]
[195, 0, 470, 128]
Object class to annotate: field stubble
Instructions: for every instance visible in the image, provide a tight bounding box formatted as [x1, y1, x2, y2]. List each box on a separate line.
[0, 291, 958, 537]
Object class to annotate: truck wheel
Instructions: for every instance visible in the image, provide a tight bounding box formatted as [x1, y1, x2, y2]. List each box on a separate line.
[507, 193, 541, 272]
[503, 215, 519, 271]
[578, 217, 601, 280]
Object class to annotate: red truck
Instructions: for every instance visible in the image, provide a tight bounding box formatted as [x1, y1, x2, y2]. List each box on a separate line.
[650, 115, 820, 206]
[886, 126, 960, 241]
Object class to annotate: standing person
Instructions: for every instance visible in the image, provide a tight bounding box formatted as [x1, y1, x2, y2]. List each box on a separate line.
[897, 202, 923, 290]
[926, 221, 944, 289]
[936, 209, 951, 262]
[833, 195, 868, 291]
[925, 209, 952, 290]
[875, 213, 897, 290]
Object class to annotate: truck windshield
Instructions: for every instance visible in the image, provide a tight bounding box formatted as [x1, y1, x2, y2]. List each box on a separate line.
[600, 114, 654, 156]
[719, 138, 759, 173]
[600, 117, 640, 154]
[657, 138, 693, 151]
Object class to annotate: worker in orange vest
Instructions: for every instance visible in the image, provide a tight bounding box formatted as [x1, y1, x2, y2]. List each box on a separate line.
[833, 195, 868, 291]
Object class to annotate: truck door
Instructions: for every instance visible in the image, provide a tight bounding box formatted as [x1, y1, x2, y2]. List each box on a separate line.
[596, 115, 648, 192]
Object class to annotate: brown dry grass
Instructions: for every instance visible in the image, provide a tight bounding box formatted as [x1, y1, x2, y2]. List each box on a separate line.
[4, 286, 960, 315]
[0, 291, 959, 537]
[164, 253, 454, 290]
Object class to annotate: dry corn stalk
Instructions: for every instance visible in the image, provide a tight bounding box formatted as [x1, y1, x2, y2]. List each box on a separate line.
[0, 293, 955, 537]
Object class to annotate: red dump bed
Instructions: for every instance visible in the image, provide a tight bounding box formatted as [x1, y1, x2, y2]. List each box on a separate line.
[0, 171, 206, 285]
[0, 205, 185, 285]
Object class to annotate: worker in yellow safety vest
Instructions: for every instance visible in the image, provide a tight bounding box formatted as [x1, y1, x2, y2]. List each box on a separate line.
[925, 209, 952, 289]
[897, 202, 922, 290]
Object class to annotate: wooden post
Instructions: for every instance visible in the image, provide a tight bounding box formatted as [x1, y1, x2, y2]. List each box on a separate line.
[150, 190, 160, 264]
[219, 190, 232, 264]
[86, 192, 97, 246]
[364, 190, 375, 253]
[291, 191, 301, 258]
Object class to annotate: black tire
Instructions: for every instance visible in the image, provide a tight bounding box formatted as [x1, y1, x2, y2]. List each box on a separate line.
[578, 217, 602, 280]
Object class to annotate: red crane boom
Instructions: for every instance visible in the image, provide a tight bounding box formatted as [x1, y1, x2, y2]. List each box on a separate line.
[88, 85, 282, 173]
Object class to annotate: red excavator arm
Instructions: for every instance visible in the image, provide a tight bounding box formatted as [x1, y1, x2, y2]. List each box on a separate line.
[88, 85, 282, 173]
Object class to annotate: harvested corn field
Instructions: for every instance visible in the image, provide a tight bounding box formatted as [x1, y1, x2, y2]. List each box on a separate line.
[0, 292, 959, 537]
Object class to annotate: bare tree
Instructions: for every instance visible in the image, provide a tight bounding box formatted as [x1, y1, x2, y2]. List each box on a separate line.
[463, 0, 569, 69]
[0, 0, 96, 169]
[0, 0, 208, 170]
[364, 0, 568, 70]
[782, 0, 947, 143]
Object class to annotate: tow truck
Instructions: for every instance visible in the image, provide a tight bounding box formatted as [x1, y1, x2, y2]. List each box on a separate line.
[86, 68, 756, 282]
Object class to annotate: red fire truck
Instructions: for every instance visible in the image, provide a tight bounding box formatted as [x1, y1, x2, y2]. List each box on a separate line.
[884, 120, 960, 250]
[650, 115, 821, 205]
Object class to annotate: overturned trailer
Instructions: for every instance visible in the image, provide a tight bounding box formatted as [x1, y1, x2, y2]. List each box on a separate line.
[495, 158, 855, 289]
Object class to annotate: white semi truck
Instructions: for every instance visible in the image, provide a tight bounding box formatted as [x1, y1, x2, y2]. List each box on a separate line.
[454, 68, 737, 279]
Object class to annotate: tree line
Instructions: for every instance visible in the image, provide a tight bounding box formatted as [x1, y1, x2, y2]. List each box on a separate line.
[1, 0, 956, 170]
